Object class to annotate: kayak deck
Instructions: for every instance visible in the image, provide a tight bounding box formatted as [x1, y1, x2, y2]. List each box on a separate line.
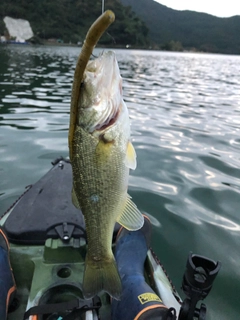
[2, 158, 181, 320]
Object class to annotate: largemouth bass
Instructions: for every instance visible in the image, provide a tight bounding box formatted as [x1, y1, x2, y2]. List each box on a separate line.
[71, 51, 144, 300]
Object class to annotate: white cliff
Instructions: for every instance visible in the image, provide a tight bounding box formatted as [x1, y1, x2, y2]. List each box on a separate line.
[3, 16, 33, 42]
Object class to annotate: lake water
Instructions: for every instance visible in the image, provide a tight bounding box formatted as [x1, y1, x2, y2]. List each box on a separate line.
[1, 45, 240, 319]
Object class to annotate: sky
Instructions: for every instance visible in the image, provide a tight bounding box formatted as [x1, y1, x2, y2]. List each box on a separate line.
[154, 0, 240, 17]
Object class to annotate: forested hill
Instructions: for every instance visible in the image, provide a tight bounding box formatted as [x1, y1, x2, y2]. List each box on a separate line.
[0, 0, 149, 47]
[1, 0, 240, 53]
[120, 0, 240, 54]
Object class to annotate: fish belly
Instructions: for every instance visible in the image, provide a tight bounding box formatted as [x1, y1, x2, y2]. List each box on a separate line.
[71, 125, 127, 299]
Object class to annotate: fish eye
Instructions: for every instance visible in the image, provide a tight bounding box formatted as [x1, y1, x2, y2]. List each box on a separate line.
[80, 82, 84, 88]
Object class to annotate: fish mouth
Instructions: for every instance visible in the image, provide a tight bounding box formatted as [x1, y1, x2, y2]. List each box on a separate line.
[80, 51, 123, 133]
[85, 51, 122, 95]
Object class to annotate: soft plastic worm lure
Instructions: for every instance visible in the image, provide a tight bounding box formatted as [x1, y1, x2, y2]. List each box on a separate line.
[69, 10, 115, 159]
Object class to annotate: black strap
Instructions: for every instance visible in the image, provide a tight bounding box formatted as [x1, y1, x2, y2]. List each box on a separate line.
[62, 296, 101, 320]
[23, 297, 102, 320]
[62, 306, 92, 320]
[23, 299, 79, 319]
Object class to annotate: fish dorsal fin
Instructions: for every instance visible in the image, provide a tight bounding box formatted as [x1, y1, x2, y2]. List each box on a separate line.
[125, 141, 137, 170]
[117, 194, 144, 230]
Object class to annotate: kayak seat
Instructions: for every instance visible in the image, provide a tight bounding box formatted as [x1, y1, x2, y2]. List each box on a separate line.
[3, 159, 86, 245]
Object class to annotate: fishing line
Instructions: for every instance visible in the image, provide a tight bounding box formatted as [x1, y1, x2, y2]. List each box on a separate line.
[106, 32, 116, 44]
[101, 0, 116, 44]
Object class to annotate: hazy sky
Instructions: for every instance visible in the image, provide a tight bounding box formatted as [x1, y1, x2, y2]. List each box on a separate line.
[155, 0, 240, 17]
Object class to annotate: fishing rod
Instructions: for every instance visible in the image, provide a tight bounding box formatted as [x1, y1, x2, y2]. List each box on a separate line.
[102, 0, 105, 13]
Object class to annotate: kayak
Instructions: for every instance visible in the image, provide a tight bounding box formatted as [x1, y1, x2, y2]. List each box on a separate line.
[2, 158, 182, 320]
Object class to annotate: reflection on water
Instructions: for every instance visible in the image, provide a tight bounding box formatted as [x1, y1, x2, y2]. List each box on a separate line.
[1, 45, 240, 319]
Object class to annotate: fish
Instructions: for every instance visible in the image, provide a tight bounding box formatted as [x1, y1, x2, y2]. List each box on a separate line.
[70, 50, 144, 300]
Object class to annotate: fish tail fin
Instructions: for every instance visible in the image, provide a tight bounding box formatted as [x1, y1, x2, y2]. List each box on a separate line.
[83, 255, 122, 300]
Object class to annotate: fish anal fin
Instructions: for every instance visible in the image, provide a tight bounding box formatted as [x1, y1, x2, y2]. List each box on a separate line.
[83, 255, 122, 300]
[125, 141, 137, 170]
[117, 194, 144, 230]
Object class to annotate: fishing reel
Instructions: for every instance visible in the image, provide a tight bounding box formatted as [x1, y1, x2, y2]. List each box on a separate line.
[178, 252, 221, 320]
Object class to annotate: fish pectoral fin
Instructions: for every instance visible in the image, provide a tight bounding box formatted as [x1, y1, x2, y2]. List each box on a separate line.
[95, 138, 114, 165]
[125, 141, 137, 170]
[72, 186, 81, 210]
[117, 194, 144, 230]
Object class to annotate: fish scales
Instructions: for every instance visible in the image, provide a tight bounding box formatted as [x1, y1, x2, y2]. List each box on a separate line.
[70, 51, 144, 299]
[72, 125, 128, 258]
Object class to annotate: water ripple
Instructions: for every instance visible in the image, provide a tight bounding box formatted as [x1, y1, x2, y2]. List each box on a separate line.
[1, 46, 240, 320]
